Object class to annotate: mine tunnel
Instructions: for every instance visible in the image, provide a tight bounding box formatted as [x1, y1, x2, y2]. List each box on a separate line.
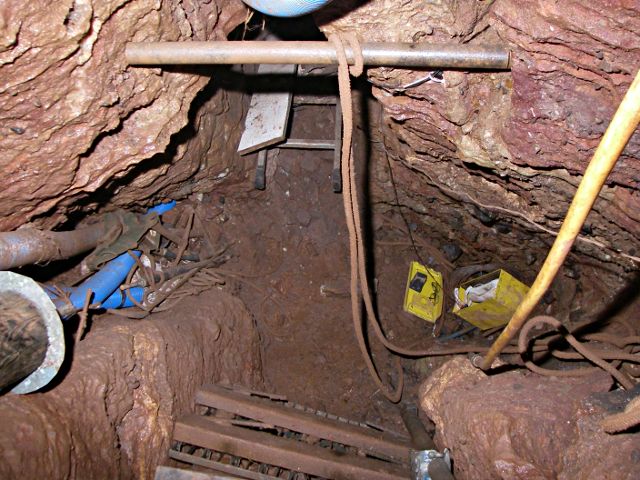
[1, 1, 639, 479]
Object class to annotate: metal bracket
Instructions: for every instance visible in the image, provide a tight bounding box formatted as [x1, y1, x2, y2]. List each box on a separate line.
[411, 448, 452, 480]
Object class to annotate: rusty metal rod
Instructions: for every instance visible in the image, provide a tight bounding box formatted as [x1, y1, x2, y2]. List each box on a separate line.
[401, 405, 435, 451]
[126, 41, 510, 69]
[401, 406, 454, 480]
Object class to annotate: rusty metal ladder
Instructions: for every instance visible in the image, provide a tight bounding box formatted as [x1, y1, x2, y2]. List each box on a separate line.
[167, 384, 411, 480]
[253, 95, 342, 193]
[237, 65, 342, 193]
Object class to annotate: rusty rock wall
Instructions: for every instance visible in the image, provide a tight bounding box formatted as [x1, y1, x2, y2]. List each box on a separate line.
[317, 0, 640, 273]
[0, 0, 247, 231]
[420, 357, 639, 480]
[0, 291, 262, 480]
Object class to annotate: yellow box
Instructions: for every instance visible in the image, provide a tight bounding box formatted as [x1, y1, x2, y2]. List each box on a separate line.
[452, 269, 529, 330]
[403, 261, 443, 322]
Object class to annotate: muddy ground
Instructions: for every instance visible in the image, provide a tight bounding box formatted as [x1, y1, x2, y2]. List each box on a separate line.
[204, 102, 436, 432]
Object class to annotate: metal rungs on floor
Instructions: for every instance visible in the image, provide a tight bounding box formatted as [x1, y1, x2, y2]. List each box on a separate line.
[166, 384, 410, 480]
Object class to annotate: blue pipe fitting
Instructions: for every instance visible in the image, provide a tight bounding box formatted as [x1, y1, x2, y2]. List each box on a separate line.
[147, 201, 177, 217]
[50, 201, 175, 317]
[241, 0, 333, 17]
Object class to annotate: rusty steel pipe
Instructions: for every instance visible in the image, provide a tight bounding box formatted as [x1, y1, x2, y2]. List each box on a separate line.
[126, 41, 510, 69]
[0, 224, 110, 271]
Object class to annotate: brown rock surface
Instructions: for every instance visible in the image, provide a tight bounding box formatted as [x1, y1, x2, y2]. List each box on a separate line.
[0, 290, 262, 480]
[560, 388, 640, 479]
[419, 357, 640, 479]
[0, 0, 247, 231]
[317, 0, 640, 271]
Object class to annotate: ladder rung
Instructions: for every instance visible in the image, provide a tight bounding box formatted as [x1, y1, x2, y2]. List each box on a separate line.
[278, 139, 336, 150]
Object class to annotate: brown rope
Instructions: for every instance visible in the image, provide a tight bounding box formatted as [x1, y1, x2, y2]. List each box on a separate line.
[601, 396, 640, 433]
[518, 315, 635, 390]
[329, 34, 640, 401]
[329, 33, 565, 401]
[330, 32, 403, 402]
[172, 207, 195, 266]
[551, 348, 640, 363]
[75, 288, 93, 343]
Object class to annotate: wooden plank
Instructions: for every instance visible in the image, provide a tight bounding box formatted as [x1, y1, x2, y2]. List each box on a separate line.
[237, 64, 297, 155]
[195, 384, 410, 463]
[174, 415, 408, 480]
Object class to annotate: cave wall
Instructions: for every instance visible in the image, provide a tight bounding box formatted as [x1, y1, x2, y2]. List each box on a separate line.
[317, 0, 640, 276]
[419, 356, 639, 480]
[3, 0, 637, 273]
[0, 0, 248, 231]
[0, 291, 262, 480]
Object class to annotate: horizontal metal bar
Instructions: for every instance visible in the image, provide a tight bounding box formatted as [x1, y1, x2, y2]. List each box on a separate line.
[174, 415, 408, 480]
[155, 465, 238, 480]
[169, 450, 279, 480]
[126, 41, 510, 69]
[278, 139, 335, 149]
[195, 384, 410, 462]
[292, 95, 337, 105]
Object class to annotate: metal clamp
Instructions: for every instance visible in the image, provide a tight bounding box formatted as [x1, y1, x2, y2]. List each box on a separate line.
[411, 448, 452, 480]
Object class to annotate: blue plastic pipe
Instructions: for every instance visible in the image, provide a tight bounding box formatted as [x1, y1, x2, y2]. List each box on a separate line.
[100, 286, 144, 309]
[50, 201, 175, 318]
[438, 325, 477, 342]
[241, 0, 333, 17]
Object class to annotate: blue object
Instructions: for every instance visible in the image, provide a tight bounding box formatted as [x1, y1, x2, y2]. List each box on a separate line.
[100, 286, 144, 309]
[241, 0, 333, 17]
[49, 201, 175, 318]
[54, 251, 139, 316]
[437, 325, 477, 342]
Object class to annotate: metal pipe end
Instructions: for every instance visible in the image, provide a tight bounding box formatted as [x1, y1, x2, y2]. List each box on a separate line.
[0, 272, 65, 394]
[468, 353, 486, 369]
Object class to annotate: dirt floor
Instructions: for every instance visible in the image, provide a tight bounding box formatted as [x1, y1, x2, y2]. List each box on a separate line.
[202, 103, 426, 432]
[183, 99, 584, 433]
